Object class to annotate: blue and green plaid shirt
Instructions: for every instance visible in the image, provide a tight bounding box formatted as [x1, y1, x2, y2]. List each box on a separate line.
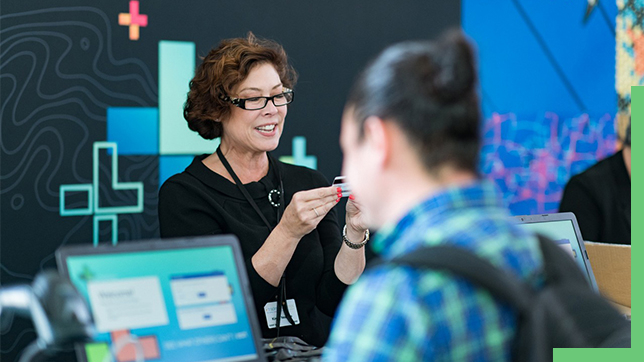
[323, 181, 543, 361]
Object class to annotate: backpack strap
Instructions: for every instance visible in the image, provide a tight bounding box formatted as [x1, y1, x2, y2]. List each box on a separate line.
[390, 244, 534, 311]
[534, 236, 630, 349]
[387, 238, 544, 362]
[535, 235, 588, 285]
[385, 234, 631, 360]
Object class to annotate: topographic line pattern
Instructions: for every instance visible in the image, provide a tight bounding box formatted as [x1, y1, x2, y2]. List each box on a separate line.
[1, 6, 160, 360]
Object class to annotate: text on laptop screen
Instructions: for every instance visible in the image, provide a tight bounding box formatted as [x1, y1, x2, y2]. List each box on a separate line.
[65, 245, 258, 362]
[516, 220, 589, 279]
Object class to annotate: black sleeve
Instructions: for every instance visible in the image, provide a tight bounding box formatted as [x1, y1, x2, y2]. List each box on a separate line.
[559, 175, 602, 242]
[158, 179, 223, 238]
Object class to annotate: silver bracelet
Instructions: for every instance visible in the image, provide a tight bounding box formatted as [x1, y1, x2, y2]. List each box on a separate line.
[342, 225, 369, 249]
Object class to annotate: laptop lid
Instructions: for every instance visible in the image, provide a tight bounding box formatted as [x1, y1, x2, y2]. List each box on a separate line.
[56, 235, 266, 362]
[515, 212, 599, 292]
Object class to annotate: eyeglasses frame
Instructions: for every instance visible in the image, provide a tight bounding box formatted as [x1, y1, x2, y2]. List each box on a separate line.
[221, 88, 294, 110]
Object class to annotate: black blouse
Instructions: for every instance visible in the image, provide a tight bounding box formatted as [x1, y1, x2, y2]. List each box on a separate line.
[559, 150, 631, 244]
[158, 154, 348, 346]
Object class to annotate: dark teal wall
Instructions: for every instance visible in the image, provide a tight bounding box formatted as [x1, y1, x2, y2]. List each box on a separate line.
[0, 1, 460, 361]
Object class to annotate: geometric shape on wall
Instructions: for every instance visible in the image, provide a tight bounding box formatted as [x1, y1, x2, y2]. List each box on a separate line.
[119, 0, 148, 41]
[60, 141, 144, 246]
[279, 136, 317, 170]
[159, 155, 195, 187]
[107, 107, 159, 155]
[60, 184, 93, 216]
[94, 142, 144, 215]
[94, 214, 118, 247]
[159, 40, 217, 155]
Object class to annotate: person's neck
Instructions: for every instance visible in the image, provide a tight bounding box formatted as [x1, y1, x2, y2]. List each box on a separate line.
[375, 166, 477, 228]
[209, 142, 269, 184]
[623, 146, 631, 178]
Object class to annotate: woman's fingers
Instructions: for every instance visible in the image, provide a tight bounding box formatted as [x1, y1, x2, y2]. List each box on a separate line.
[309, 186, 342, 217]
[281, 185, 345, 238]
[296, 186, 340, 207]
[290, 186, 341, 221]
[346, 196, 367, 232]
[310, 185, 342, 201]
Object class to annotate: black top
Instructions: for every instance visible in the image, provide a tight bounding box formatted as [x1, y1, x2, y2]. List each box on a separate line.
[559, 150, 631, 244]
[158, 155, 348, 346]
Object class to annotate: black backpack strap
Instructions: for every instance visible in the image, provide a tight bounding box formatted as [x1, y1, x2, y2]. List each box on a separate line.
[386, 235, 631, 360]
[387, 243, 542, 362]
[534, 235, 630, 349]
[535, 235, 588, 285]
[390, 245, 534, 311]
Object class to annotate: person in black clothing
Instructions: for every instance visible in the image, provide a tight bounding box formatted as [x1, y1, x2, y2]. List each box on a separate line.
[559, 118, 631, 244]
[158, 33, 368, 346]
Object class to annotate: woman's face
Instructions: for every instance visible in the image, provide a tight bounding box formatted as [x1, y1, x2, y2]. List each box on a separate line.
[221, 63, 287, 154]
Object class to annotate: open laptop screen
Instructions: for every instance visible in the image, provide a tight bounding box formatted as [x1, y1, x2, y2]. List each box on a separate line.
[56, 236, 265, 362]
[515, 213, 598, 292]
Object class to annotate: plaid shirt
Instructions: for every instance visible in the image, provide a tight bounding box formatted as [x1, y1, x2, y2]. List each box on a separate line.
[323, 181, 543, 362]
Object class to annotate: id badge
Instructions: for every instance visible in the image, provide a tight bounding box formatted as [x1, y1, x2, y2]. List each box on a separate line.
[264, 299, 300, 329]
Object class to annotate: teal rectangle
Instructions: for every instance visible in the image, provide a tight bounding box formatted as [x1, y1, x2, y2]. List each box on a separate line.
[159, 155, 193, 187]
[93, 214, 117, 246]
[107, 107, 159, 155]
[159, 41, 217, 155]
[60, 184, 93, 216]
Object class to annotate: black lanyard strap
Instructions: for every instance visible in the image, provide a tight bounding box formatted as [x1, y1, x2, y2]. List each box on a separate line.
[215, 147, 295, 333]
[216, 147, 275, 230]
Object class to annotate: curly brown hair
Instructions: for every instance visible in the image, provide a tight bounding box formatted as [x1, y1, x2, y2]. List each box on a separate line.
[184, 32, 297, 139]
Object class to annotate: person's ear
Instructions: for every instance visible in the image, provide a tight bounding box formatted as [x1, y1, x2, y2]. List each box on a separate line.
[362, 116, 390, 168]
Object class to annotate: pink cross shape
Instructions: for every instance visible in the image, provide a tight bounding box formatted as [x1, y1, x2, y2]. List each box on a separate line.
[119, 0, 148, 41]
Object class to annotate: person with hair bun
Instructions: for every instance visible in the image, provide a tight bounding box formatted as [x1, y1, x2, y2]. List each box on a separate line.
[323, 30, 543, 361]
[158, 33, 367, 347]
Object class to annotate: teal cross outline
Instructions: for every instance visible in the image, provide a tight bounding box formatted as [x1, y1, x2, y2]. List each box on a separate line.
[59, 141, 144, 246]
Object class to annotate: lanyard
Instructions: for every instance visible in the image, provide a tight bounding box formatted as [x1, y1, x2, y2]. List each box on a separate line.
[215, 147, 295, 334]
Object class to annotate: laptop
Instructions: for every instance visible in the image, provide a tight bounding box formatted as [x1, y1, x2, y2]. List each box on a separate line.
[515, 212, 599, 292]
[56, 235, 266, 362]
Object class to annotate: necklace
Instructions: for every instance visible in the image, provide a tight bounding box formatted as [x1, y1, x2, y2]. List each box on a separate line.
[268, 189, 281, 208]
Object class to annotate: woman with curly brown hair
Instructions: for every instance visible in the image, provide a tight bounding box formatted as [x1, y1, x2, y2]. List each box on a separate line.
[158, 33, 367, 347]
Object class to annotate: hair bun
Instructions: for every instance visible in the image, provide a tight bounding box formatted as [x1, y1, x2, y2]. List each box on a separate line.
[431, 30, 476, 104]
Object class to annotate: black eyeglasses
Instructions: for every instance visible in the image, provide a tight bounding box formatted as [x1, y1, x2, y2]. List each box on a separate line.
[221, 88, 294, 110]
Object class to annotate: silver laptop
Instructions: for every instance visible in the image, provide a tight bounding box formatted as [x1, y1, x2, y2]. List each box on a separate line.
[515, 212, 599, 292]
[56, 235, 266, 362]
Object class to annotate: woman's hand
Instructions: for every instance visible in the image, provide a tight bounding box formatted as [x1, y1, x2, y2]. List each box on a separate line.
[335, 194, 368, 285]
[345, 195, 368, 236]
[279, 186, 341, 239]
[254, 186, 340, 286]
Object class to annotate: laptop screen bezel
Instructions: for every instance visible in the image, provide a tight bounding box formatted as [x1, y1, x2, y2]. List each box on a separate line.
[55, 234, 267, 362]
[514, 212, 599, 292]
